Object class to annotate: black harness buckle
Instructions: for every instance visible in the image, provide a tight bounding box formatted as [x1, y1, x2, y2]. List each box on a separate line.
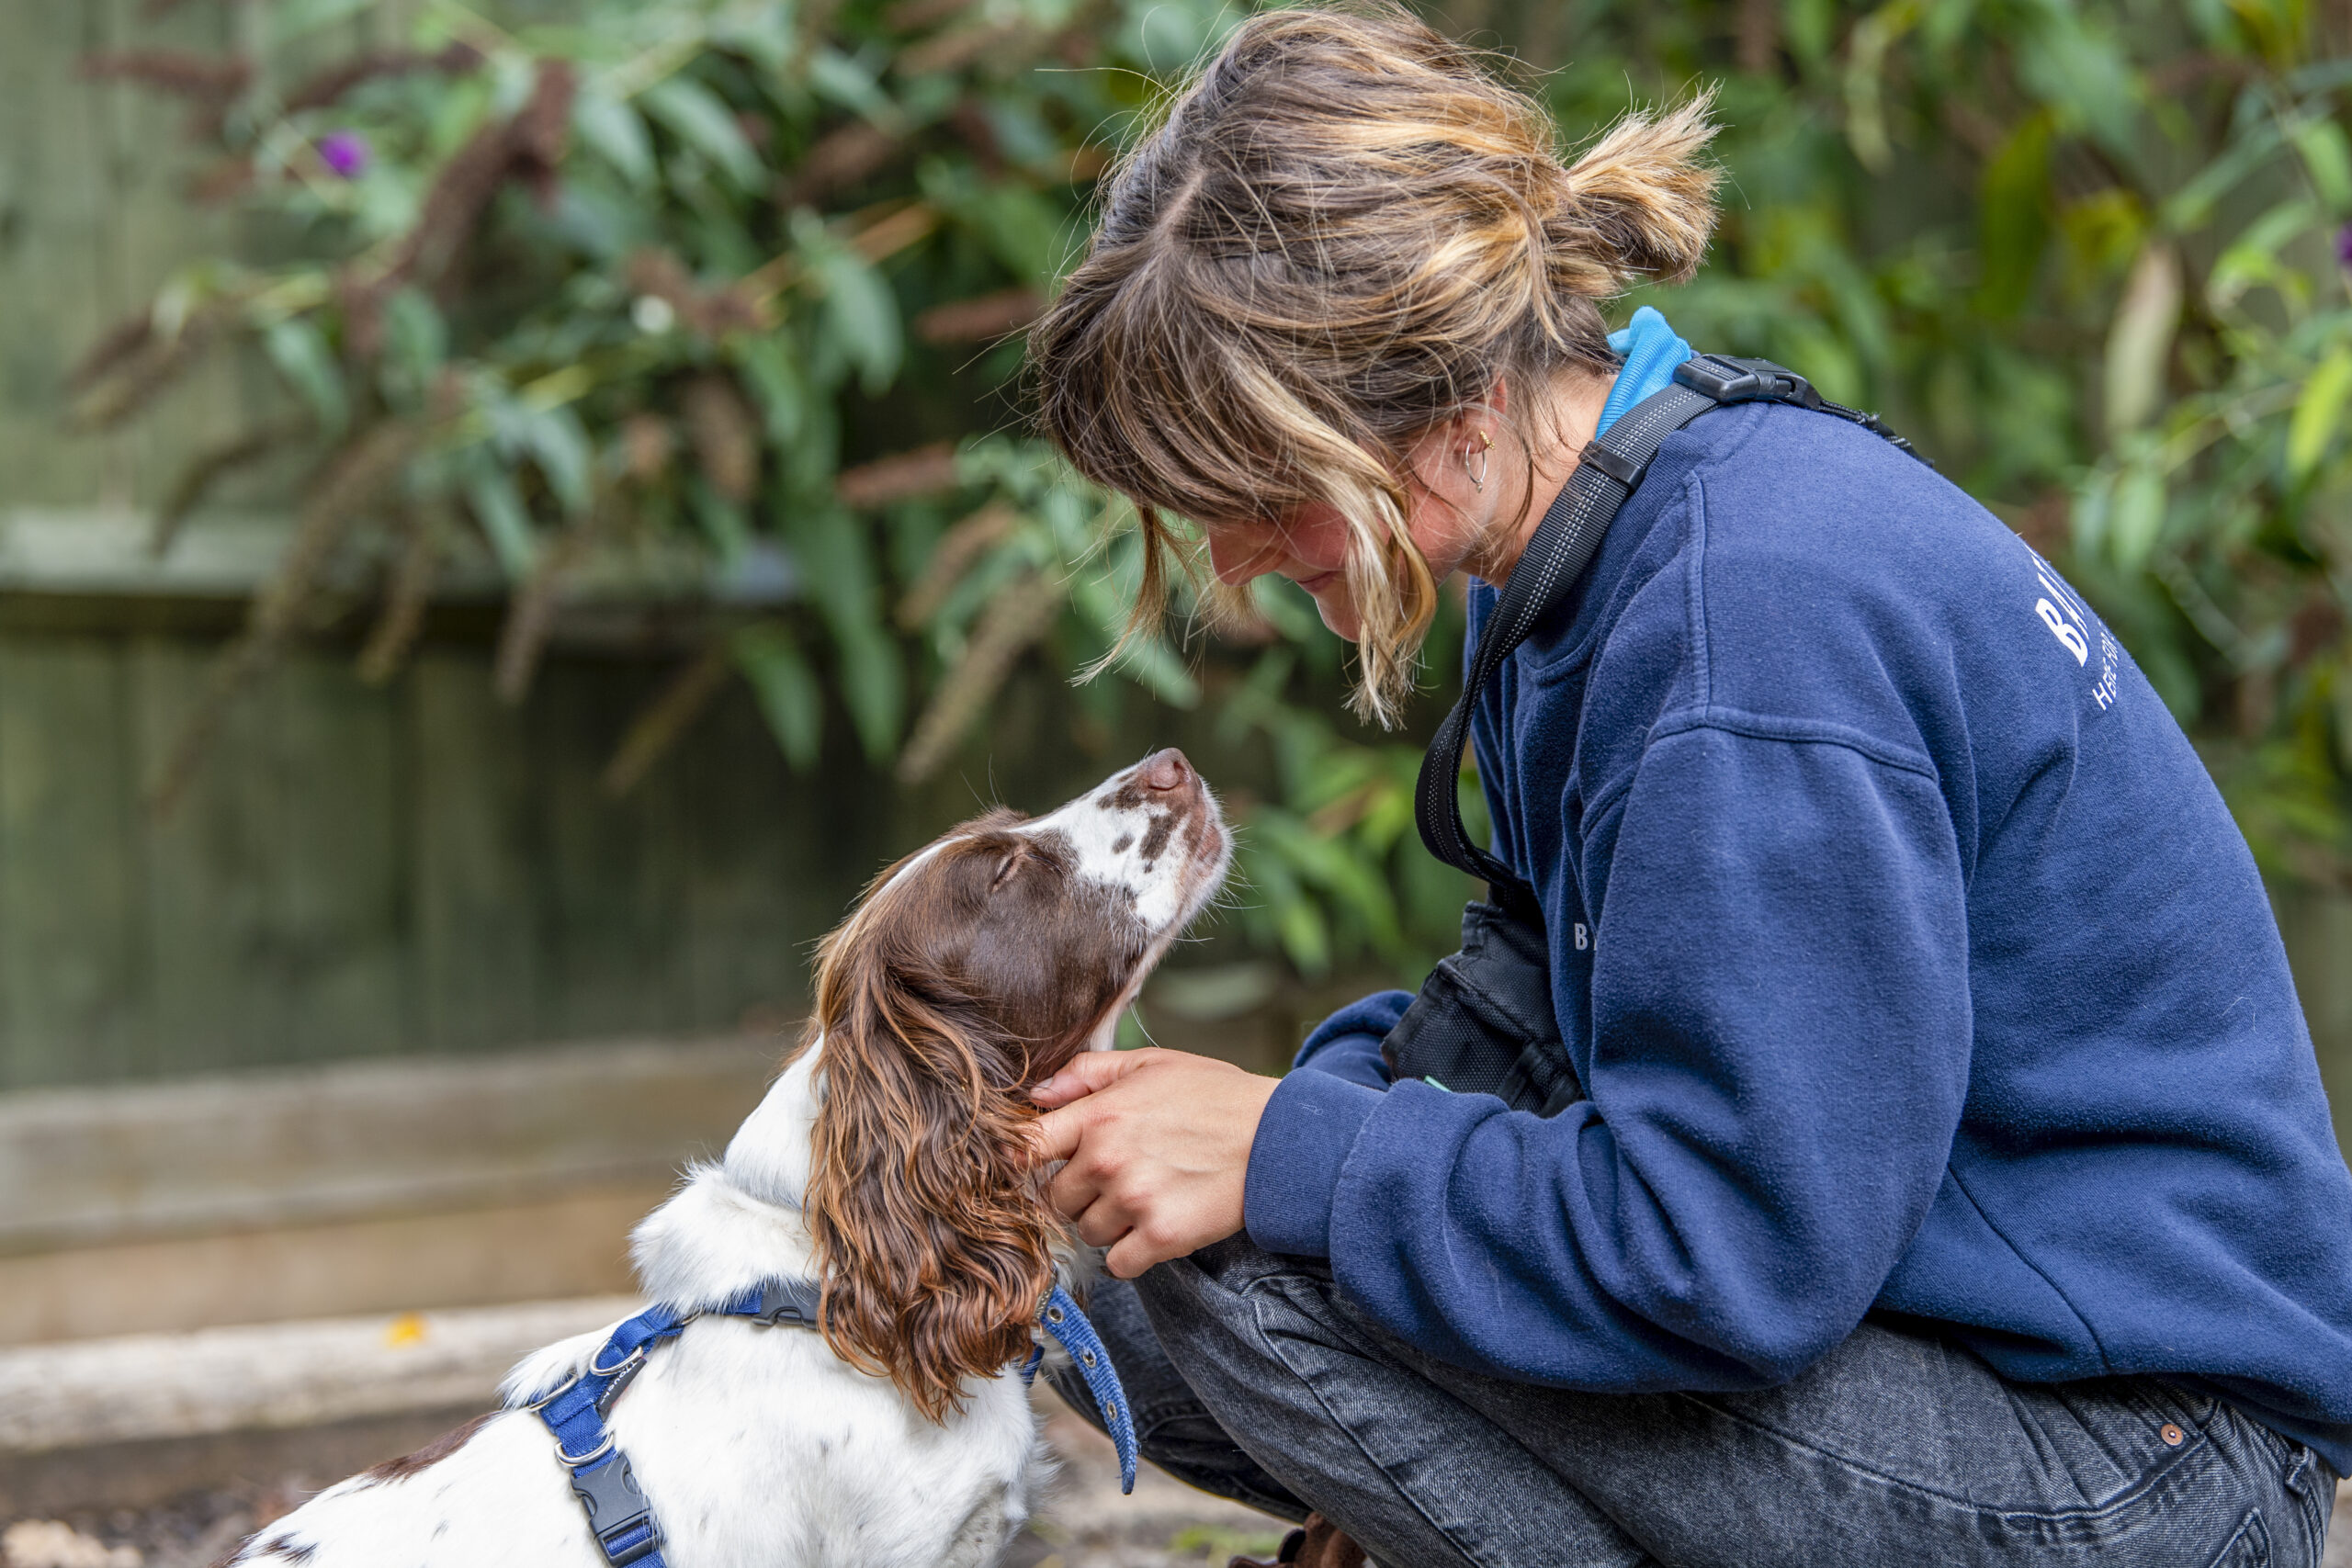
[753, 1277, 821, 1327]
[570, 1455, 662, 1567]
[1674, 353, 1927, 462]
[1673, 354, 1825, 410]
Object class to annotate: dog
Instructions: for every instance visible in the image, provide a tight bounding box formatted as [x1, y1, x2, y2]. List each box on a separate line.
[224, 747, 1228, 1568]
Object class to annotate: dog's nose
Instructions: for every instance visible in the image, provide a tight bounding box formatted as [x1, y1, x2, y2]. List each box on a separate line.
[1140, 748, 1192, 794]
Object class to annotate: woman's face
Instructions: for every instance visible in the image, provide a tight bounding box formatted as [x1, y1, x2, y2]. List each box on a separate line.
[1202, 420, 1492, 642]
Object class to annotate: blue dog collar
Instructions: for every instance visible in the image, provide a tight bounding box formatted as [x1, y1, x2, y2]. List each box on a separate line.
[1037, 1282, 1138, 1494]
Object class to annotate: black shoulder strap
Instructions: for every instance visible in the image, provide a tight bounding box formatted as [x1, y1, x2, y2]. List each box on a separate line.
[1413, 355, 1924, 916]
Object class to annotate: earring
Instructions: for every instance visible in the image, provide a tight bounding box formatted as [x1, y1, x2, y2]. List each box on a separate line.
[1464, 431, 1492, 491]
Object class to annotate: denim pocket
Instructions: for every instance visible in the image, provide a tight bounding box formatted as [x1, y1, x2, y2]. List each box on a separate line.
[2203, 1510, 2271, 1568]
[2284, 1447, 2333, 1567]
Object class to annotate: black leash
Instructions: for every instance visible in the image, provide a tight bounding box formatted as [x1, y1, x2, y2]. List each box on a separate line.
[1411, 355, 1925, 914]
[1385, 355, 1923, 1115]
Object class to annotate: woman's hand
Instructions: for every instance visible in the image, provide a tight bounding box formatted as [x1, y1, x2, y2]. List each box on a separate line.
[1029, 1048, 1280, 1279]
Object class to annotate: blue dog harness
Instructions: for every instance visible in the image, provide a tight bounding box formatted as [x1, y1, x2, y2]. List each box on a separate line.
[532, 1280, 1135, 1567]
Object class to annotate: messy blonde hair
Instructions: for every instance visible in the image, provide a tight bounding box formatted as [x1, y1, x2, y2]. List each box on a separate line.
[1030, 5, 1719, 724]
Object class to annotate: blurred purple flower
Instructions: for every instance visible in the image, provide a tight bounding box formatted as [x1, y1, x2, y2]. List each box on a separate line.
[318, 130, 370, 179]
[2337, 220, 2352, 272]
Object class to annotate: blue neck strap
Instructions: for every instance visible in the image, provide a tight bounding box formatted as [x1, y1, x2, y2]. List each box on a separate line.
[532, 1277, 1136, 1567]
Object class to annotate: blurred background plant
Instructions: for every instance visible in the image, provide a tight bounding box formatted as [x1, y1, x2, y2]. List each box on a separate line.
[69, 0, 2352, 993]
[68, 0, 1480, 990]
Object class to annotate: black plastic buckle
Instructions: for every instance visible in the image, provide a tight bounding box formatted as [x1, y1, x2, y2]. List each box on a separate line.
[1673, 354, 1823, 412]
[754, 1278, 820, 1327]
[571, 1455, 662, 1567]
[1577, 439, 1645, 488]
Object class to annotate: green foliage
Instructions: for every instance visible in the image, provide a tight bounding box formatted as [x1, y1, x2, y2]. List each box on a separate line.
[74, 0, 2352, 997]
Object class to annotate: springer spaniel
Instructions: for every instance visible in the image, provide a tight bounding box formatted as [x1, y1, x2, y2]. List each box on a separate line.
[224, 748, 1228, 1568]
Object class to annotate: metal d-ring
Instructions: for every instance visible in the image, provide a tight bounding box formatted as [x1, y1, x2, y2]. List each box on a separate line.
[527, 1371, 584, 1412]
[589, 1342, 646, 1380]
[556, 1429, 616, 1468]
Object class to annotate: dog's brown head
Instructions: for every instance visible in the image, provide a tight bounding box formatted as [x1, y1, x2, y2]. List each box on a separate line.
[801, 748, 1227, 1420]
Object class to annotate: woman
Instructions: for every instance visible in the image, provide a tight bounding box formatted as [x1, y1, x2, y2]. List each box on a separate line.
[1023, 8, 2352, 1564]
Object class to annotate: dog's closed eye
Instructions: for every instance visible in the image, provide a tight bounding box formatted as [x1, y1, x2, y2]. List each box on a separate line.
[989, 847, 1023, 890]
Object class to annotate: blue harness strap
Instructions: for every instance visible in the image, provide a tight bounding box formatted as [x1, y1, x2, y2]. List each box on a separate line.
[534, 1277, 1138, 1561]
[531, 1303, 693, 1568]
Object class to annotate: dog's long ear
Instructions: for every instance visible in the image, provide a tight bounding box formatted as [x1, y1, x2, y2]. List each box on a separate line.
[802, 925, 1056, 1422]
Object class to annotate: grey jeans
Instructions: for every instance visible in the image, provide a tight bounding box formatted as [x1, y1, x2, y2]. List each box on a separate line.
[1046, 1237, 2339, 1568]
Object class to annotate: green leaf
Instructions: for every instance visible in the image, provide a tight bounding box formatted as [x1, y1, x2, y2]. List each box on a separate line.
[832, 617, 902, 763]
[270, 0, 372, 44]
[1785, 0, 1838, 62]
[381, 288, 447, 402]
[714, 3, 798, 73]
[574, 90, 657, 187]
[2294, 119, 2352, 214]
[2013, 8, 2140, 160]
[2210, 199, 2318, 308]
[793, 508, 903, 761]
[731, 335, 807, 445]
[643, 78, 764, 189]
[803, 233, 902, 393]
[264, 318, 348, 438]
[2109, 465, 2167, 569]
[807, 48, 897, 127]
[966, 182, 1069, 284]
[690, 479, 753, 564]
[464, 468, 537, 579]
[2164, 122, 2285, 233]
[520, 407, 594, 516]
[1843, 0, 1921, 173]
[1978, 113, 2053, 317]
[2288, 346, 2352, 479]
[732, 622, 822, 770]
[1275, 897, 1331, 976]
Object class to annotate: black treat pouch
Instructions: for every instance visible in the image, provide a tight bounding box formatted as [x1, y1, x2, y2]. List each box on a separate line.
[1381, 901, 1583, 1117]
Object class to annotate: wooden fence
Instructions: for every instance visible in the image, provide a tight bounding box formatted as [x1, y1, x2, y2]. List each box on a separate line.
[0, 615, 1231, 1091]
[0, 634, 810, 1089]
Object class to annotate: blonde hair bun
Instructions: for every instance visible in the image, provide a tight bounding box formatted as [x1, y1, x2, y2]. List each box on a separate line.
[1554, 98, 1722, 297]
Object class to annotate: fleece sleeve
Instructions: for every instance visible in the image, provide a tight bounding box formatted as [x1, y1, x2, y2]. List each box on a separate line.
[1287, 990, 1409, 1088]
[1243, 721, 1972, 1389]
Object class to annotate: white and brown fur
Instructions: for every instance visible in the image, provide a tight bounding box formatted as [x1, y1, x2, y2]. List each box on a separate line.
[224, 749, 1228, 1568]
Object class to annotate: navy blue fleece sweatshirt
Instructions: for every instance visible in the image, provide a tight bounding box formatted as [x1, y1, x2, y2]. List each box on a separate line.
[1241, 310, 2352, 1469]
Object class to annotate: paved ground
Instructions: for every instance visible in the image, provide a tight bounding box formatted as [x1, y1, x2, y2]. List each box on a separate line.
[1011, 1394, 1293, 1568]
[0, 1390, 1292, 1568]
[3, 1405, 2342, 1568]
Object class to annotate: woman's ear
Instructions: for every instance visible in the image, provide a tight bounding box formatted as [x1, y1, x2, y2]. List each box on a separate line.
[802, 958, 1057, 1422]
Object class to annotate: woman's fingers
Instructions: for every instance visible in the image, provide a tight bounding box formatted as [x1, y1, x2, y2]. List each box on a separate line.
[1029, 1046, 1156, 1110]
[1103, 1230, 1165, 1280]
[1069, 1194, 1134, 1251]
[1031, 1103, 1089, 1168]
[1028, 1049, 1280, 1276]
[1045, 1131, 1108, 1215]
